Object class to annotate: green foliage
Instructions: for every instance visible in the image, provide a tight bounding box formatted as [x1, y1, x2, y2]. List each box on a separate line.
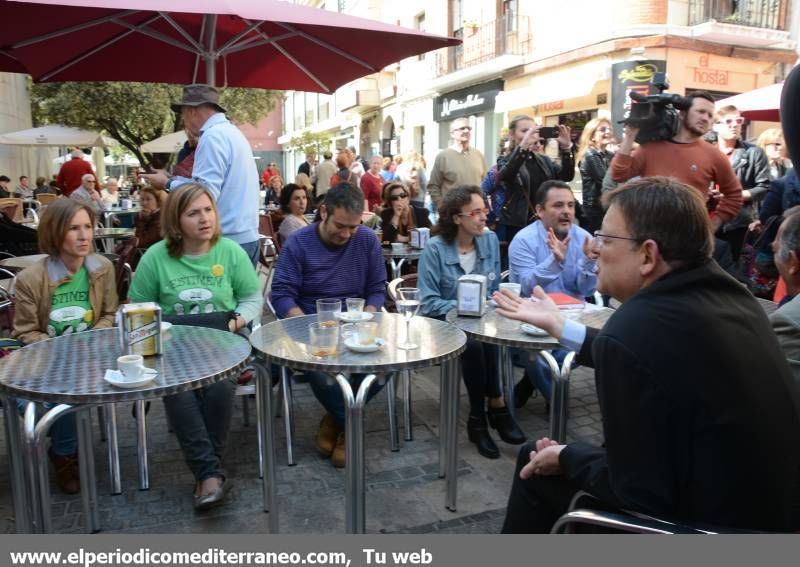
[288, 130, 331, 156]
[30, 81, 280, 168]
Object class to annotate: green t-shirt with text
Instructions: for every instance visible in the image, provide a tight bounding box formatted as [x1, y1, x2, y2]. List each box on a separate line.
[48, 266, 94, 337]
[128, 238, 260, 315]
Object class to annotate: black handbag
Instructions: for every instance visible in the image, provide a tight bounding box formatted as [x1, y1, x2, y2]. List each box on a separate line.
[162, 311, 231, 331]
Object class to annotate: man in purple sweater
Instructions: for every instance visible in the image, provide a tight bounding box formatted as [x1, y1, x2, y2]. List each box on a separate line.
[271, 182, 387, 467]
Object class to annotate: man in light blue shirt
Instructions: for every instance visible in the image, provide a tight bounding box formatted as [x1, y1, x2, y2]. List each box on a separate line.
[509, 180, 597, 298]
[146, 84, 260, 265]
[508, 180, 598, 406]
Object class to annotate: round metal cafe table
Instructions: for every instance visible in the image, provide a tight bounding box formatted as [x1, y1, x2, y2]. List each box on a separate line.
[250, 311, 466, 534]
[0, 326, 251, 533]
[382, 244, 422, 280]
[447, 303, 614, 443]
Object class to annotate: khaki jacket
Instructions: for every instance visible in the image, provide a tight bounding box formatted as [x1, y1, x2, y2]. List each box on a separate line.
[12, 254, 119, 344]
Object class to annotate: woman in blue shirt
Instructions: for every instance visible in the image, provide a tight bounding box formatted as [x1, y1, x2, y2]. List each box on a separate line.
[418, 185, 526, 459]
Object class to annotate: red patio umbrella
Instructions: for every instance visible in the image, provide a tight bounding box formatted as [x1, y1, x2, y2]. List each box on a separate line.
[716, 82, 783, 122]
[0, 0, 459, 91]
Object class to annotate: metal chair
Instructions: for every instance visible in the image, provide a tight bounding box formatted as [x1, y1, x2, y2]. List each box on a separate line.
[550, 491, 730, 534]
[35, 193, 57, 206]
[386, 274, 418, 441]
[0, 198, 23, 223]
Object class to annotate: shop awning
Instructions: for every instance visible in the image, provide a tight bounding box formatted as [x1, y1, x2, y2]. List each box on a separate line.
[495, 60, 609, 114]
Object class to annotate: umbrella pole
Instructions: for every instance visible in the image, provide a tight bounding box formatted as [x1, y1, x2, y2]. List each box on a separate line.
[203, 14, 217, 87]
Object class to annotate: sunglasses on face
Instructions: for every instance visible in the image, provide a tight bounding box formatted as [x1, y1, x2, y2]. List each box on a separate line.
[719, 117, 744, 126]
[390, 193, 409, 201]
[452, 126, 472, 132]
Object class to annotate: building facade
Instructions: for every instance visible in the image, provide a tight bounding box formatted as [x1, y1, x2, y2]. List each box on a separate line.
[279, 0, 795, 175]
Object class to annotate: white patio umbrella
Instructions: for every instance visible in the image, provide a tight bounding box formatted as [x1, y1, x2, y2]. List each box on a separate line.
[0, 124, 112, 147]
[140, 131, 188, 154]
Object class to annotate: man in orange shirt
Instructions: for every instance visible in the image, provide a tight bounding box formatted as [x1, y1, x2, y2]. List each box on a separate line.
[611, 90, 742, 231]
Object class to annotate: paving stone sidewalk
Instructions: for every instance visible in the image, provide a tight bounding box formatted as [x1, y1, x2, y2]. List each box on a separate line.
[0, 359, 603, 534]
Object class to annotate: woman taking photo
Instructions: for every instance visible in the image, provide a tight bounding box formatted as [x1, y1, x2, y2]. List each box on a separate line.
[129, 183, 262, 510]
[13, 199, 118, 494]
[576, 117, 615, 234]
[497, 115, 574, 243]
[134, 185, 166, 250]
[417, 185, 526, 459]
[277, 183, 310, 244]
[379, 181, 431, 243]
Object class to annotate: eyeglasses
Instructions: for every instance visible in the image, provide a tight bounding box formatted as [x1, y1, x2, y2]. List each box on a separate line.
[596, 126, 612, 133]
[451, 126, 472, 132]
[390, 193, 409, 201]
[719, 117, 744, 126]
[768, 142, 783, 147]
[458, 208, 489, 219]
[593, 230, 643, 247]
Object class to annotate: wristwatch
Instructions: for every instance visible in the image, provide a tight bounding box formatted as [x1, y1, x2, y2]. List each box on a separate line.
[165, 177, 176, 191]
[228, 311, 242, 327]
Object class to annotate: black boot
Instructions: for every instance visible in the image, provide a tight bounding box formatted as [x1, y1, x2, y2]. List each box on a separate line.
[513, 373, 536, 409]
[487, 405, 527, 445]
[467, 415, 500, 459]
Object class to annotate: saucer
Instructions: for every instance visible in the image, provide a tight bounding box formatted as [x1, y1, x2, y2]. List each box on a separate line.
[104, 368, 157, 388]
[334, 311, 374, 322]
[344, 337, 385, 353]
[520, 323, 549, 337]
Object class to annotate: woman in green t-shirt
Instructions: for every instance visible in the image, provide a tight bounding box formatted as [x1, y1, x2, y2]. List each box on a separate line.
[13, 198, 119, 494]
[129, 183, 262, 511]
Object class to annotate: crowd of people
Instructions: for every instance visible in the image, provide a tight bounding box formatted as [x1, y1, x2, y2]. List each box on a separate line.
[4, 81, 800, 533]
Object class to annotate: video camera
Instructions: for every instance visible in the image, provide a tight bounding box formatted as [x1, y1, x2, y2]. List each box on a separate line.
[621, 72, 692, 144]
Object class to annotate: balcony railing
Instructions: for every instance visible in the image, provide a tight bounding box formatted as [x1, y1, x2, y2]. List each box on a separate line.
[688, 0, 789, 30]
[435, 15, 531, 77]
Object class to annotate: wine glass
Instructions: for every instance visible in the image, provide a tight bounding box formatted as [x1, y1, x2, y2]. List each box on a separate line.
[396, 287, 420, 350]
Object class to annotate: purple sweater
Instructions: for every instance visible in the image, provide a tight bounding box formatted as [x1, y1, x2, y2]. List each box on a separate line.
[271, 223, 386, 318]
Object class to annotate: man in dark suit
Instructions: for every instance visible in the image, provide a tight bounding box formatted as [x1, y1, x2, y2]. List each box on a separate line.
[495, 176, 800, 533]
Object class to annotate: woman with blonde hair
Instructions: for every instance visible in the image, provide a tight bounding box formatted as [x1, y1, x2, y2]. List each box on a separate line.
[757, 128, 789, 180]
[575, 117, 615, 233]
[129, 183, 262, 510]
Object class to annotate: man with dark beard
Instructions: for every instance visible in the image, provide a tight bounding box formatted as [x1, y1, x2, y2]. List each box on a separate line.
[610, 90, 743, 232]
[507, 180, 598, 407]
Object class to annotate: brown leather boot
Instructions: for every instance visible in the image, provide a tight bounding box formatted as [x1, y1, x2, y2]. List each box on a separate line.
[331, 432, 346, 468]
[49, 450, 80, 494]
[315, 413, 342, 457]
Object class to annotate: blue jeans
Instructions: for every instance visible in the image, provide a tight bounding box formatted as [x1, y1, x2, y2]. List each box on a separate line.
[162, 378, 235, 482]
[512, 349, 571, 403]
[306, 371, 385, 427]
[16, 399, 76, 456]
[238, 240, 260, 268]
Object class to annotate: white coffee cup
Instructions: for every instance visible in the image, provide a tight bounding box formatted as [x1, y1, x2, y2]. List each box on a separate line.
[118, 354, 146, 381]
[499, 282, 522, 296]
[391, 242, 404, 253]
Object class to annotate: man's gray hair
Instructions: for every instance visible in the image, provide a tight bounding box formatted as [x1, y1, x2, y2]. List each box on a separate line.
[71, 149, 84, 159]
[450, 117, 469, 131]
[778, 206, 800, 263]
[81, 173, 94, 183]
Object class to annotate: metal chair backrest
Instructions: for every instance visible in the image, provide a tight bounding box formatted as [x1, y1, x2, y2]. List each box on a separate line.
[259, 213, 280, 254]
[113, 236, 140, 301]
[36, 193, 57, 206]
[0, 198, 23, 223]
[387, 274, 418, 303]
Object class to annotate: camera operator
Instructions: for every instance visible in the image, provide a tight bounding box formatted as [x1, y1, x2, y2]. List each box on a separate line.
[711, 105, 770, 262]
[610, 90, 742, 231]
